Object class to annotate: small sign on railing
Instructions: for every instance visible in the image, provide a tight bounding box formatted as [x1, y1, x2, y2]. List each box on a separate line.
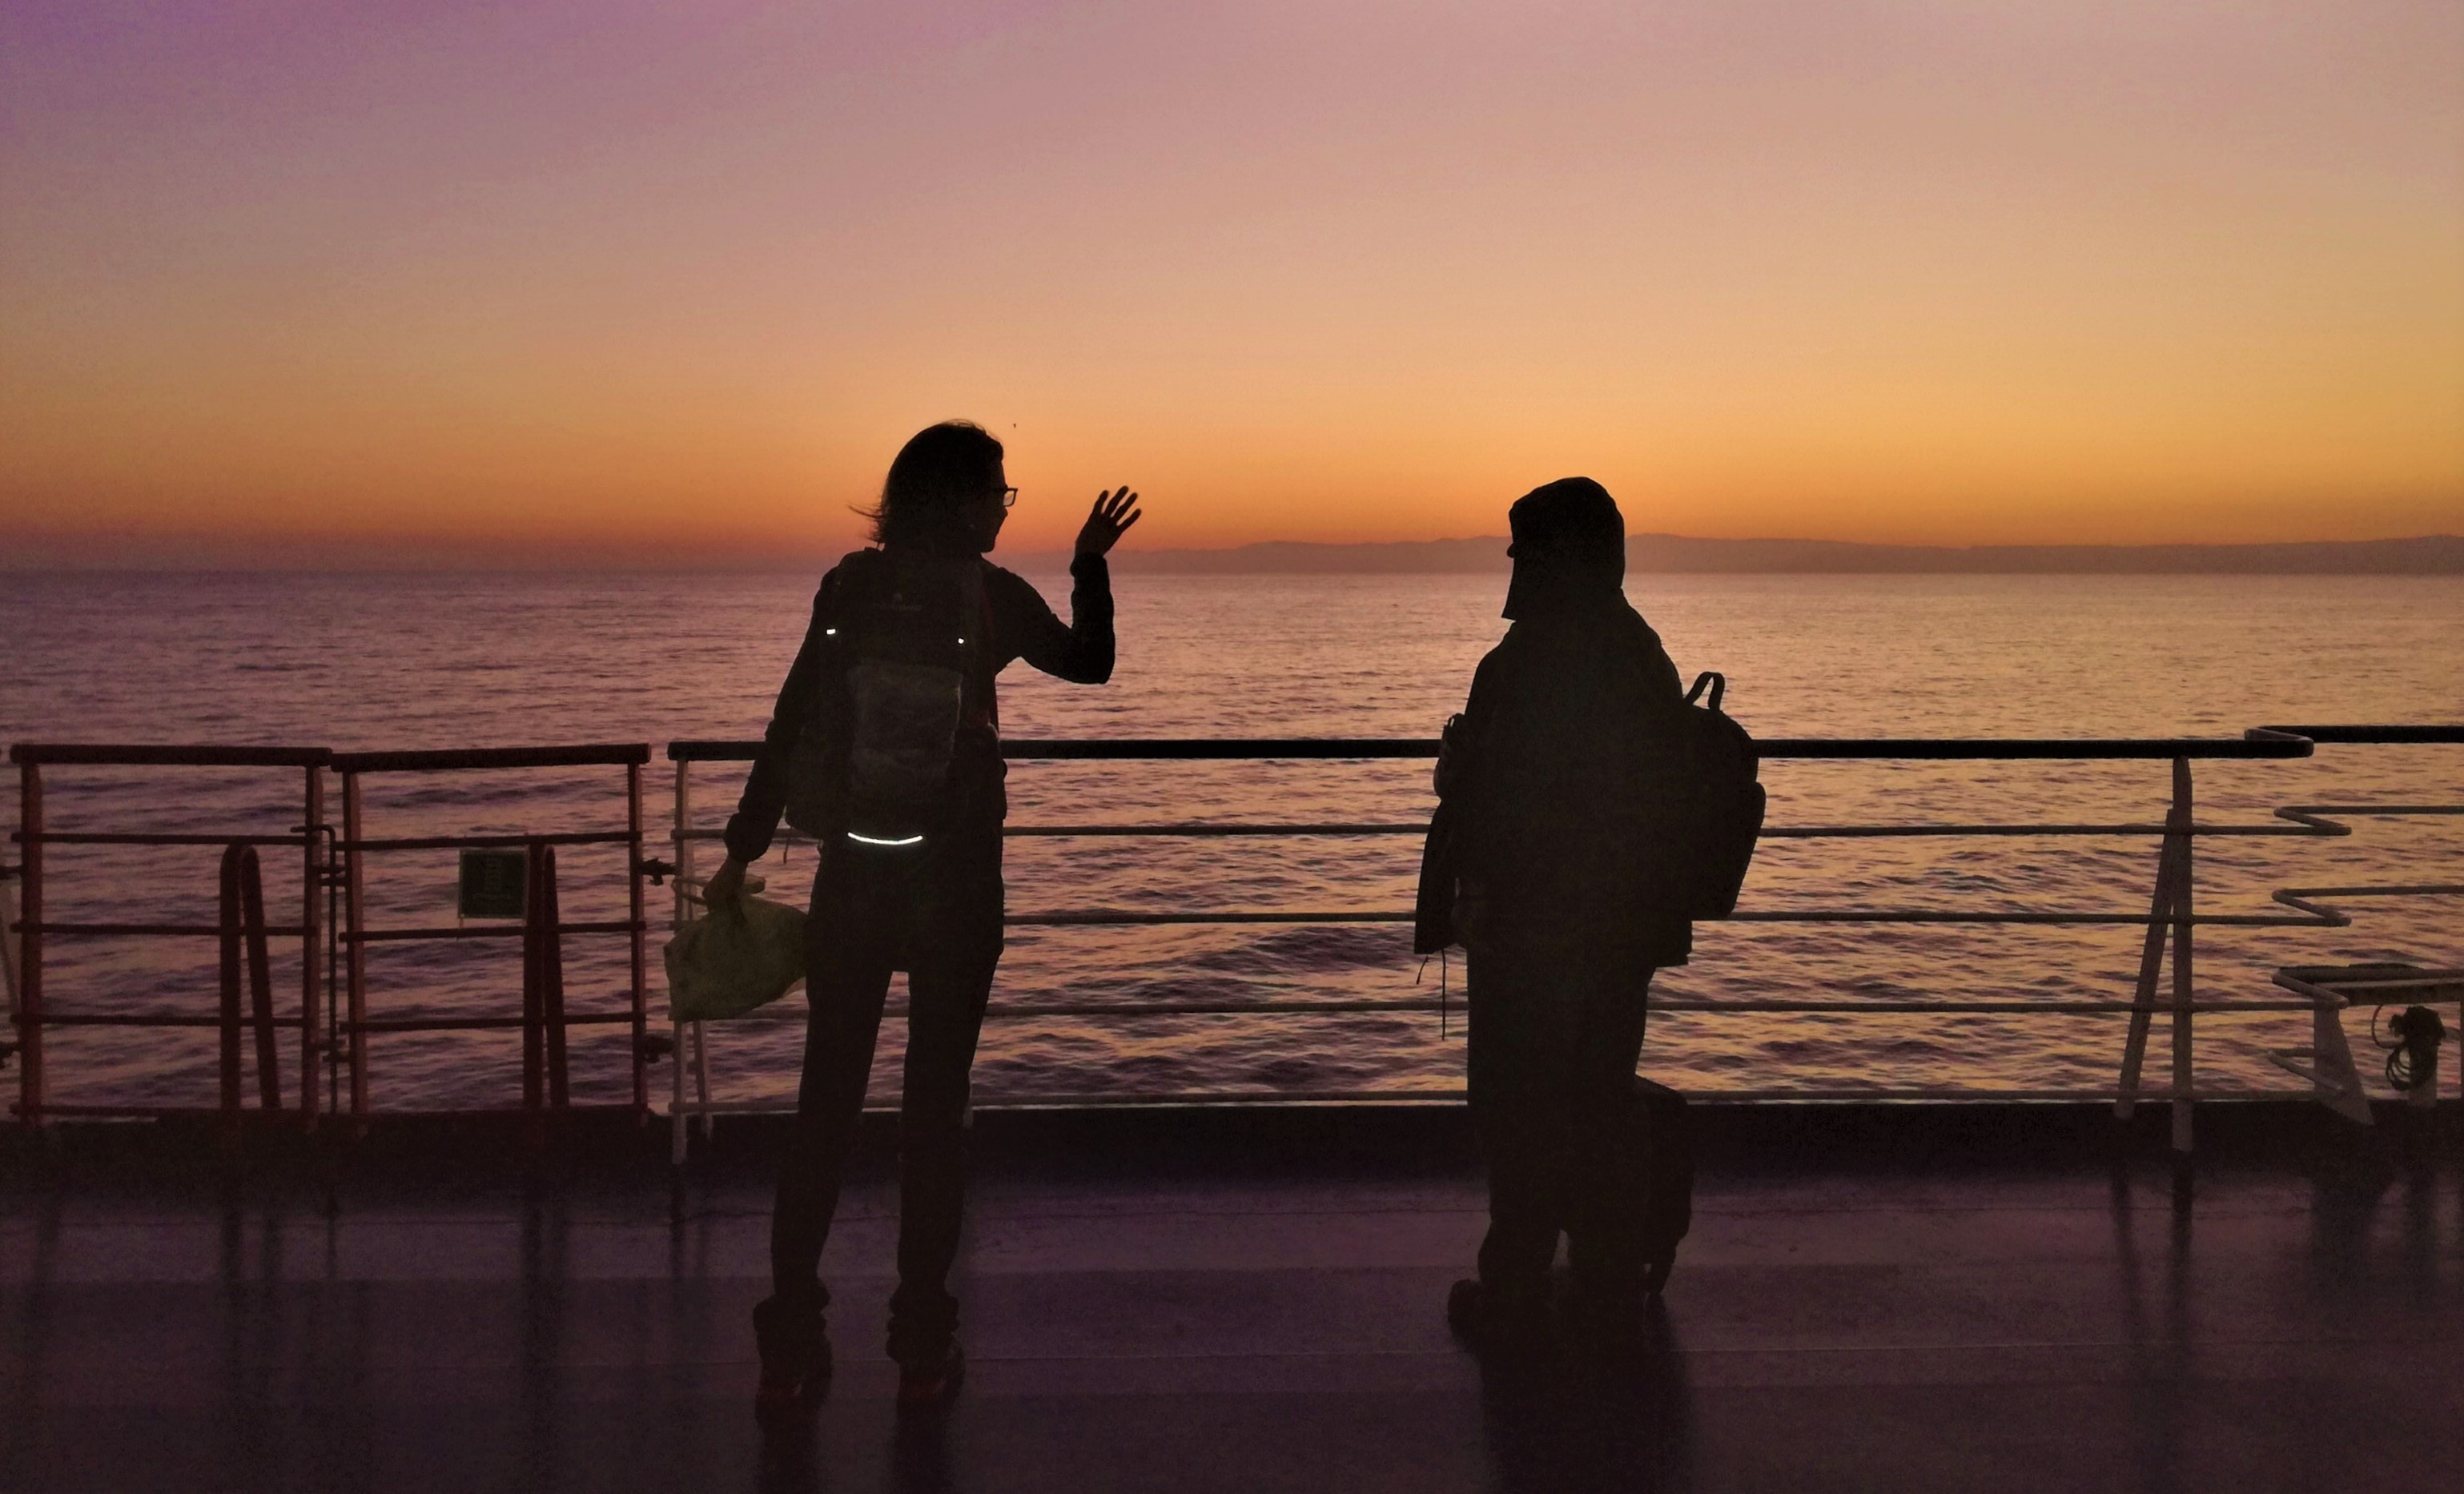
[458, 849, 528, 920]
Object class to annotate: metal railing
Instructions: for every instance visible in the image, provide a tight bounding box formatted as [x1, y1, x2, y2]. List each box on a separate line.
[10, 727, 2455, 1151]
[333, 745, 656, 1127]
[659, 727, 2464, 1158]
[7, 745, 330, 1128]
[2249, 726, 2464, 1115]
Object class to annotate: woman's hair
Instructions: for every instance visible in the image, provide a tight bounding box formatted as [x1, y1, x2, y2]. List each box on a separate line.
[862, 421, 1005, 546]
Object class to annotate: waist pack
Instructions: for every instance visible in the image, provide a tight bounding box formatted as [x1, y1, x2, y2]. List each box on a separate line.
[782, 549, 988, 845]
[1670, 672, 1764, 918]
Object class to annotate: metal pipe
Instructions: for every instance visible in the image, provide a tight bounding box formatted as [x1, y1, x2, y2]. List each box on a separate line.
[993, 908, 2328, 928]
[2170, 757, 2197, 1154]
[216, 844, 242, 1125]
[344, 772, 368, 1123]
[336, 832, 637, 852]
[299, 764, 322, 1126]
[340, 922, 644, 942]
[627, 760, 648, 1119]
[665, 735, 2318, 762]
[18, 761, 40, 1125]
[672, 757, 692, 1162]
[665, 1085, 2313, 1114]
[328, 744, 649, 772]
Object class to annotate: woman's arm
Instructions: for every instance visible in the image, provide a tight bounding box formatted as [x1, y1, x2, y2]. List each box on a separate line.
[717, 579, 834, 873]
[998, 558, 1114, 684]
[999, 488, 1141, 684]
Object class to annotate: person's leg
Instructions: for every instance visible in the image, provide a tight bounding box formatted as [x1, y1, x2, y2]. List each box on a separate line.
[764, 865, 895, 1323]
[884, 831, 1003, 1371]
[1565, 967, 1653, 1313]
[1468, 955, 1578, 1312]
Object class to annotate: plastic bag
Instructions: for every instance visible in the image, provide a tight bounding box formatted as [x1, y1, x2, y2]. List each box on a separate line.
[663, 894, 808, 1022]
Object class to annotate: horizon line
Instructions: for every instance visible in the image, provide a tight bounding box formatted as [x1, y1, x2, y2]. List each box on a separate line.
[6, 531, 2462, 576]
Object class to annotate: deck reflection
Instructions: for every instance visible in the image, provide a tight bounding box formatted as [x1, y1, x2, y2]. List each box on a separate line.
[2, 1106, 2458, 1492]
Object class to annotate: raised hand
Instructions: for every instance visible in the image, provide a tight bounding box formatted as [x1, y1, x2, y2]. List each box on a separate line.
[1075, 486, 1143, 560]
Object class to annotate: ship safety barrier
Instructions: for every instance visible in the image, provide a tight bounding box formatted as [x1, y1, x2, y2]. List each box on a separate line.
[661, 726, 2464, 1159]
[6, 745, 330, 1130]
[9, 729, 2458, 1155]
[332, 745, 658, 1129]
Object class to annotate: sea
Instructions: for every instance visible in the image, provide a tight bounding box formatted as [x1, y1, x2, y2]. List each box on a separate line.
[3, 568, 2459, 1113]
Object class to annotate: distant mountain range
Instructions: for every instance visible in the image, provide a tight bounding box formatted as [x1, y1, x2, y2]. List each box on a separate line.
[1103, 533, 2464, 575]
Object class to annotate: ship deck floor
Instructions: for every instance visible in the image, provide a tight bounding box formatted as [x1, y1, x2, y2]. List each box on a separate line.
[3, 1105, 2459, 1493]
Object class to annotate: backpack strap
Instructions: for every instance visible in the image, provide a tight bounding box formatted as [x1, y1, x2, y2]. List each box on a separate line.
[1685, 671, 1725, 712]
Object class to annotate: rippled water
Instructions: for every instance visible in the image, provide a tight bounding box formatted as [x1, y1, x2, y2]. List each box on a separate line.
[3, 569, 2458, 1111]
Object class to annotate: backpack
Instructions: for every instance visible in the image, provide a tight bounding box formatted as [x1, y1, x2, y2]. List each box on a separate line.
[1670, 672, 1764, 918]
[782, 549, 987, 845]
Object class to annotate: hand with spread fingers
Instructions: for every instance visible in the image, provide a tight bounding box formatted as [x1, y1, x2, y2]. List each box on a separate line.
[1075, 486, 1143, 560]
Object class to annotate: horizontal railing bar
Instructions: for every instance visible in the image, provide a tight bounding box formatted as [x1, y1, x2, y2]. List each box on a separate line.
[669, 735, 2313, 763]
[1005, 739, 1444, 760]
[332, 744, 649, 772]
[2277, 974, 2464, 994]
[2277, 805, 2464, 827]
[1009, 822, 1425, 837]
[347, 1012, 639, 1032]
[2254, 724, 2464, 744]
[999, 909, 2329, 927]
[339, 832, 639, 851]
[685, 996, 2330, 1022]
[1743, 738, 2312, 761]
[342, 921, 646, 943]
[10, 1102, 634, 1121]
[22, 922, 311, 938]
[14, 833, 313, 847]
[666, 1086, 2314, 1113]
[678, 819, 2329, 841]
[335, 1104, 648, 1120]
[22, 906, 2338, 938]
[15, 1012, 306, 1028]
[1003, 821, 2325, 840]
[9, 743, 331, 767]
[12, 1104, 295, 1118]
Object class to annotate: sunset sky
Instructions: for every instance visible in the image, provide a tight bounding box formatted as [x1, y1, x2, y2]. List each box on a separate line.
[5, 2, 2461, 564]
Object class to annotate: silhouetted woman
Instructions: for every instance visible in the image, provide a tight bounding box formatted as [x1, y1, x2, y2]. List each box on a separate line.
[705, 421, 1139, 1419]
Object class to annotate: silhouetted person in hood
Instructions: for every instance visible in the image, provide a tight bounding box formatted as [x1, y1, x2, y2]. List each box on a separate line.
[1441, 477, 1690, 1348]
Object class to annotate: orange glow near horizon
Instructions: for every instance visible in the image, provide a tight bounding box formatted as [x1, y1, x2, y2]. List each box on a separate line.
[4, 2, 2461, 564]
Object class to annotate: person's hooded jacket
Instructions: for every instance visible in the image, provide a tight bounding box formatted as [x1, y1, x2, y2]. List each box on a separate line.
[1450, 479, 1693, 970]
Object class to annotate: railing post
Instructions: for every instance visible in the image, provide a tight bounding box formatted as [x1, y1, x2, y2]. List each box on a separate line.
[672, 759, 690, 1163]
[342, 771, 371, 1126]
[521, 839, 546, 1115]
[299, 764, 324, 1127]
[218, 844, 244, 1131]
[1, 785, 22, 1119]
[2168, 757, 2196, 1155]
[236, 846, 279, 1114]
[541, 845, 569, 1109]
[626, 761, 647, 1118]
[2115, 807, 2185, 1122]
[17, 761, 41, 1126]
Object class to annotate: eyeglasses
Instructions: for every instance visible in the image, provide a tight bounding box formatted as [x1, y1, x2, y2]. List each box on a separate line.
[997, 486, 1019, 509]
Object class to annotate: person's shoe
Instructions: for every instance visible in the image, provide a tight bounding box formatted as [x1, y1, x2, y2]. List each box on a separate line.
[1446, 1278, 1485, 1342]
[1446, 1278, 1550, 1355]
[894, 1340, 966, 1414]
[752, 1295, 832, 1428]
